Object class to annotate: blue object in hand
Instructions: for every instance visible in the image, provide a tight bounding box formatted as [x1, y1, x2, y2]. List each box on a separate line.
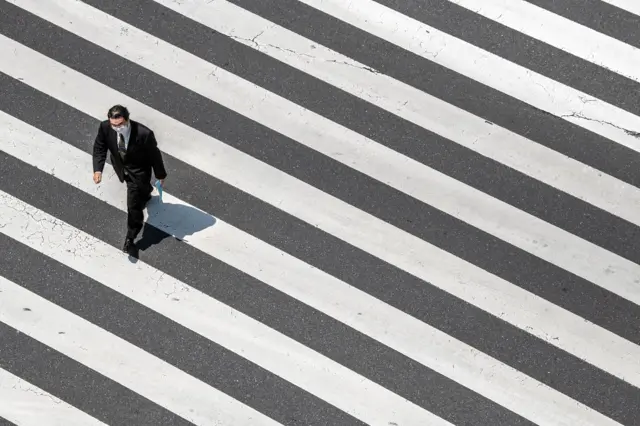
[155, 180, 163, 201]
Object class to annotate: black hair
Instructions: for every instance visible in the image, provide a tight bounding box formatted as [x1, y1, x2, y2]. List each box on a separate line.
[107, 104, 130, 120]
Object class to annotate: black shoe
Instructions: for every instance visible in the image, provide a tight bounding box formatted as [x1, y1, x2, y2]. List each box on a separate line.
[123, 237, 134, 253]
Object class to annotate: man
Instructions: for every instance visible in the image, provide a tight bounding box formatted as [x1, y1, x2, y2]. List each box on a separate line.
[92, 105, 167, 253]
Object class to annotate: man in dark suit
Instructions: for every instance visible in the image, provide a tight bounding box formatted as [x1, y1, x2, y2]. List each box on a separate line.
[92, 105, 167, 253]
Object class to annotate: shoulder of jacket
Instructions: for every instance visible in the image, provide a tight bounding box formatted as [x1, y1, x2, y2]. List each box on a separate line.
[134, 122, 154, 140]
[97, 120, 109, 133]
[133, 120, 151, 133]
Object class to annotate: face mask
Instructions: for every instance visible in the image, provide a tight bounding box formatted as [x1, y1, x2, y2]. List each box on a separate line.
[111, 123, 129, 133]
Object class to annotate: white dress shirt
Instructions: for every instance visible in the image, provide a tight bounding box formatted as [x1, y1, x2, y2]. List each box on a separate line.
[116, 124, 131, 150]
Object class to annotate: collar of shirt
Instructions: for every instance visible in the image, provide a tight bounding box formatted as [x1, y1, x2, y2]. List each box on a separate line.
[116, 124, 132, 148]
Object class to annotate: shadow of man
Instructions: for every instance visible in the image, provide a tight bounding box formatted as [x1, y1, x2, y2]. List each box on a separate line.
[127, 195, 216, 262]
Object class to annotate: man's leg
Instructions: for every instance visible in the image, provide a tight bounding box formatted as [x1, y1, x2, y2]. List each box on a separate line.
[123, 178, 151, 252]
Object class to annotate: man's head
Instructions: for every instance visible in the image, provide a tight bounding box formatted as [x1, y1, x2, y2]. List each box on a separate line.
[108, 105, 130, 132]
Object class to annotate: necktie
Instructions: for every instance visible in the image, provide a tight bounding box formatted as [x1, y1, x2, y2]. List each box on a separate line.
[118, 133, 126, 160]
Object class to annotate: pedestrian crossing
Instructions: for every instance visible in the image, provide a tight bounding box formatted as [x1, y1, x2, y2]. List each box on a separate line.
[0, 0, 638, 425]
[0, 367, 109, 426]
[599, 0, 640, 16]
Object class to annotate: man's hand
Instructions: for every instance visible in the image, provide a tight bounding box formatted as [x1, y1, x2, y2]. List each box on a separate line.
[93, 171, 102, 184]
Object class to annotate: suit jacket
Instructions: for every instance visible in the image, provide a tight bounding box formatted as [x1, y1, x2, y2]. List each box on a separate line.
[92, 120, 167, 184]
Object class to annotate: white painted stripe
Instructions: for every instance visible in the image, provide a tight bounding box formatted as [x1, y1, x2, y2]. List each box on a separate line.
[13, 0, 640, 233]
[252, 0, 640, 173]
[3, 22, 640, 406]
[13, 0, 640, 356]
[0, 103, 630, 426]
[172, 0, 640, 221]
[145, 0, 640, 309]
[600, 0, 640, 16]
[0, 367, 107, 426]
[0, 274, 278, 426]
[450, 0, 640, 84]
[292, 0, 640, 158]
[0, 194, 440, 422]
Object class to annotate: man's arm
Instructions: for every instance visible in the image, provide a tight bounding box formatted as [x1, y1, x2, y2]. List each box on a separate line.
[93, 123, 108, 173]
[92, 123, 107, 183]
[147, 131, 167, 180]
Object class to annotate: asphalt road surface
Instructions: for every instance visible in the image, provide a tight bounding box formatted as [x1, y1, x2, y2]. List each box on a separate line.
[1, 0, 640, 425]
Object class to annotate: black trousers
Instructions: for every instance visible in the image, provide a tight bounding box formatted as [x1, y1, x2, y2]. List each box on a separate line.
[124, 174, 152, 240]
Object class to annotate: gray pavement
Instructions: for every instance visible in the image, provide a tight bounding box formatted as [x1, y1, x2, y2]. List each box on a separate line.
[0, 0, 639, 425]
